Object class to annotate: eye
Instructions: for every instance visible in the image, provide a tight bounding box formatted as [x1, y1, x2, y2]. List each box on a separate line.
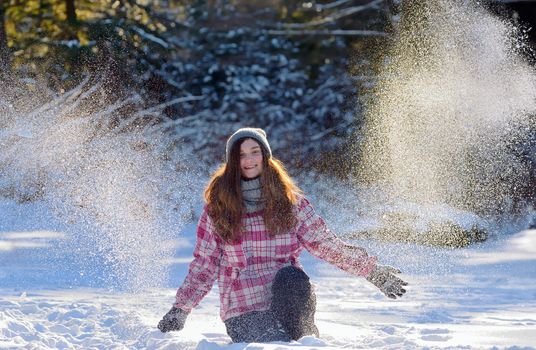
[252, 150, 260, 154]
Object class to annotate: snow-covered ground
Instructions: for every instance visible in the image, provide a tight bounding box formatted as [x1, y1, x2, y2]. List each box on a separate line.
[1, 198, 535, 350]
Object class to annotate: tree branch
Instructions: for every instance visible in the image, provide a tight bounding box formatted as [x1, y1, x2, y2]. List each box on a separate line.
[133, 95, 205, 117]
[265, 29, 388, 37]
[314, 0, 354, 11]
[278, 0, 384, 29]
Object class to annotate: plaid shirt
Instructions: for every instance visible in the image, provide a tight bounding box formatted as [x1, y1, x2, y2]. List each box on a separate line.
[174, 196, 377, 321]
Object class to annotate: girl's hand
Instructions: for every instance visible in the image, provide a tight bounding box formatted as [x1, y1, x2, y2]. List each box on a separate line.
[158, 307, 188, 332]
[366, 265, 408, 299]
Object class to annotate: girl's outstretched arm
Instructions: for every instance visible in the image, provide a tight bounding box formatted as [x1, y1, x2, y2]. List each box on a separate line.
[174, 206, 222, 312]
[295, 196, 377, 277]
[295, 196, 407, 298]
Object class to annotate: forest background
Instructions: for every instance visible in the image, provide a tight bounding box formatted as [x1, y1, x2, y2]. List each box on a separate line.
[1, 0, 534, 166]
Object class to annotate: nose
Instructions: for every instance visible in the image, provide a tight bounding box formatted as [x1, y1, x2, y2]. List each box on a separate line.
[243, 154, 255, 163]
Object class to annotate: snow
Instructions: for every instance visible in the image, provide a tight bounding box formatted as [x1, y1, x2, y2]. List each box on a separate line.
[1, 196, 535, 349]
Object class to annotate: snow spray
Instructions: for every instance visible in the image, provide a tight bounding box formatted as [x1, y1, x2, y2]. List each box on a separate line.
[0, 78, 200, 291]
[357, 0, 536, 244]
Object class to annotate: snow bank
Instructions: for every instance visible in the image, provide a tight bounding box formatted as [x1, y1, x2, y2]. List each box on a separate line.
[1, 199, 535, 349]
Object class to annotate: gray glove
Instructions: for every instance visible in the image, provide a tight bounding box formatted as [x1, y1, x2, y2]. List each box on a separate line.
[157, 307, 188, 332]
[366, 265, 408, 299]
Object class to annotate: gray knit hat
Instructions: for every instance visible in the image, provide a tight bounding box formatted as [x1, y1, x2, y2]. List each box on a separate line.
[225, 127, 272, 162]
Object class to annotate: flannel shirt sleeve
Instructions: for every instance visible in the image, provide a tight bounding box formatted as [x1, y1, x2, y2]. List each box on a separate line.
[295, 196, 377, 277]
[174, 206, 221, 312]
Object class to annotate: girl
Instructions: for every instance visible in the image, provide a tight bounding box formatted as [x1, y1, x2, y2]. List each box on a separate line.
[158, 127, 407, 343]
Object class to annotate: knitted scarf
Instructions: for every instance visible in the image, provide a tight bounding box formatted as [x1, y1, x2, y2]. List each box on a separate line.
[241, 176, 265, 213]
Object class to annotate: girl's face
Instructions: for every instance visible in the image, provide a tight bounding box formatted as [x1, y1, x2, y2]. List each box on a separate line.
[239, 138, 263, 179]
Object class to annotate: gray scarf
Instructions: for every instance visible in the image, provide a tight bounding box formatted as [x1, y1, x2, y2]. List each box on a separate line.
[241, 177, 265, 213]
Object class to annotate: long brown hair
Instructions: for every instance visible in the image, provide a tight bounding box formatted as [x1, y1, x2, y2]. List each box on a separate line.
[204, 138, 301, 241]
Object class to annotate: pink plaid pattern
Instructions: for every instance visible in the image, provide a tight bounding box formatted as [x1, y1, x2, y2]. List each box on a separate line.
[174, 196, 377, 321]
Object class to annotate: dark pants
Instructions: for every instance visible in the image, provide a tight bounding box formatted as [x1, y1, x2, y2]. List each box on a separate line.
[225, 265, 319, 343]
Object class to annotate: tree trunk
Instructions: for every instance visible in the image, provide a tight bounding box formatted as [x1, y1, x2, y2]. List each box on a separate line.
[66, 0, 77, 23]
[0, 0, 10, 74]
